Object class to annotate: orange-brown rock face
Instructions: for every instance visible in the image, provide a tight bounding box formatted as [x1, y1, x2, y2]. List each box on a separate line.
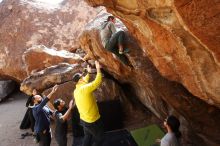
[175, 0, 220, 61]
[79, 7, 220, 146]
[20, 63, 82, 95]
[0, 0, 99, 81]
[85, 0, 220, 109]
[23, 45, 82, 75]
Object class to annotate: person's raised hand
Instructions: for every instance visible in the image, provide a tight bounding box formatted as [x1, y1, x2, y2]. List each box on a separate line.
[95, 61, 101, 72]
[52, 84, 58, 93]
[69, 100, 74, 109]
[47, 84, 58, 99]
[87, 65, 92, 73]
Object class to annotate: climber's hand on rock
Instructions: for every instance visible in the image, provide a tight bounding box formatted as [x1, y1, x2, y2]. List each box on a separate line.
[95, 61, 101, 72]
[87, 65, 92, 73]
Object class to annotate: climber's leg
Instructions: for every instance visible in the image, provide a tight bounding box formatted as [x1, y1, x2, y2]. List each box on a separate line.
[105, 31, 131, 65]
[105, 31, 128, 54]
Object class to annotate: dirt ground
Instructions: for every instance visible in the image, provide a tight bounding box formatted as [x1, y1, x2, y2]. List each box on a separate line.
[0, 91, 73, 146]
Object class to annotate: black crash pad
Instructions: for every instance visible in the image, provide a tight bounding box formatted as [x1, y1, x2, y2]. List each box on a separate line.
[102, 129, 138, 146]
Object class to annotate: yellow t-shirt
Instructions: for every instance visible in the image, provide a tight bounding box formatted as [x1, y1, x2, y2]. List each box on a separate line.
[73, 72, 102, 123]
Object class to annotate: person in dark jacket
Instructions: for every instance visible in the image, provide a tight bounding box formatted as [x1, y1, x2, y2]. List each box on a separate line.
[26, 89, 38, 132]
[53, 98, 74, 146]
[32, 85, 58, 146]
[20, 89, 38, 138]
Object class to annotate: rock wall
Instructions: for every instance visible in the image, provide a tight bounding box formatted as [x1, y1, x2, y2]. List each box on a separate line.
[79, 7, 220, 146]
[0, 0, 219, 145]
[23, 45, 82, 75]
[20, 63, 82, 95]
[0, 0, 100, 81]
[84, 0, 220, 108]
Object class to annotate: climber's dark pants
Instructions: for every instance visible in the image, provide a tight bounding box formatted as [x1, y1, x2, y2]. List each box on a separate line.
[81, 118, 104, 146]
[105, 31, 125, 53]
[105, 31, 128, 65]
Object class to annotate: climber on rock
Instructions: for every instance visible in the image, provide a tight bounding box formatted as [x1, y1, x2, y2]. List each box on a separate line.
[72, 61, 104, 146]
[100, 15, 130, 65]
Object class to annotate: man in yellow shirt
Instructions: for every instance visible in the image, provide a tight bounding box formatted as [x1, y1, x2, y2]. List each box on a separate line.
[72, 61, 104, 146]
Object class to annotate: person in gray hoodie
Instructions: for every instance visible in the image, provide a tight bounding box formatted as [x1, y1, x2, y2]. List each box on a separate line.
[100, 16, 129, 57]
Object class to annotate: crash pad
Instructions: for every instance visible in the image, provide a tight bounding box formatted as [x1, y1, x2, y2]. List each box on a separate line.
[131, 124, 164, 146]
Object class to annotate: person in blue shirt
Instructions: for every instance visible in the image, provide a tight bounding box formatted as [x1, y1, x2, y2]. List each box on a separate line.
[32, 85, 58, 146]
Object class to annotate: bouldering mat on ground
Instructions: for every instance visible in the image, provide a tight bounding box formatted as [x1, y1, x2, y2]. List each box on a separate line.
[103, 129, 138, 146]
[75, 125, 163, 146]
[130, 124, 164, 146]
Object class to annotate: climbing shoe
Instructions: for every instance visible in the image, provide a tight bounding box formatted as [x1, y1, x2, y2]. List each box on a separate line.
[123, 48, 130, 53]
[119, 48, 130, 54]
[119, 50, 123, 54]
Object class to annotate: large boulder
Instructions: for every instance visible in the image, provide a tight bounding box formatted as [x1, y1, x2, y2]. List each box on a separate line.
[23, 45, 82, 75]
[85, 0, 220, 109]
[20, 63, 82, 95]
[79, 10, 220, 146]
[0, 0, 101, 81]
